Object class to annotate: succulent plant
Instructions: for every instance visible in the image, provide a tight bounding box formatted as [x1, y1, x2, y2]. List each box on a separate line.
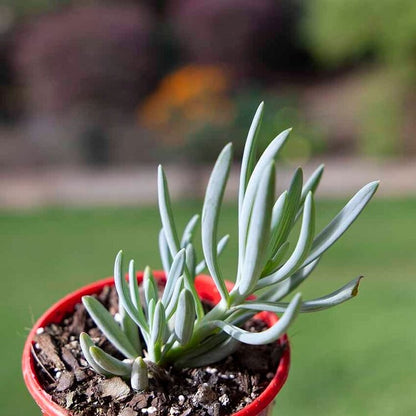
[80, 102, 379, 390]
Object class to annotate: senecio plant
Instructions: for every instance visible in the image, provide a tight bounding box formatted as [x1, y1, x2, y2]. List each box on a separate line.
[80, 103, 379, 391]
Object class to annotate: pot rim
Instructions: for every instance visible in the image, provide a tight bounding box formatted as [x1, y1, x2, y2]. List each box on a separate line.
[22, 272, 290, 416]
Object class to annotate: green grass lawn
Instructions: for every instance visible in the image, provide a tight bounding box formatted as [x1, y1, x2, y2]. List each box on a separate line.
[1, 198, 415, 415]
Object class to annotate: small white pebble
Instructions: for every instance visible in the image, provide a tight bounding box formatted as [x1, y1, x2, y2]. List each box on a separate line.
[205, 367, 218, 374]
[178, 395, 185, 405]
[36, 327, 44, 335]
[114, 313, 122, 323]
[68, 341, 78, 348]
[141, 407, 157, 414]
[218, 394, 229, 406]
[55, 371, 62, 379]
[169, 407, 180, 415]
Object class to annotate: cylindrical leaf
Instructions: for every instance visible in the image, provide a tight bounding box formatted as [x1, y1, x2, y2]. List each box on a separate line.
[180, 214, 200, 247]
[302, 181, 379, 267]
[82, 295, 139, 358]
[237, 161, 275, 297]
[113, 251, 149, 338]
[89, 346, 132, 377]
[257, 192, 315, 289]
[159, 228, 172, 274]
[239, 101, 264, 213]
[158, 165, 180, 256]
[201, 143, 233, 303]
[174, 289, 196, 345]
[143, 266, 158, 306]
[151, 301, 167, 346]
[79, 332, 111, 376]
[213, 293, 302, 345]
[165, 276, 184, 319]
[131, 357, 148, 391]
[162, 249, 186, 305]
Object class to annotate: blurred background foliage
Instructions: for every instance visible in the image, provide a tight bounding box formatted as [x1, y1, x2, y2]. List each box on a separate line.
[303, 0, 416, 70]
[302, 0, 416, 157]
[1, 0, 414, 169]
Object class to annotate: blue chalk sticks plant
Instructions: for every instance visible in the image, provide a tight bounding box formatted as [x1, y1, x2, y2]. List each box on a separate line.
[80, 102, 379, 392]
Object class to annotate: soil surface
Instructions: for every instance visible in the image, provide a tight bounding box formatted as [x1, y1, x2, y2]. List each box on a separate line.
[32, 286, 284, 416]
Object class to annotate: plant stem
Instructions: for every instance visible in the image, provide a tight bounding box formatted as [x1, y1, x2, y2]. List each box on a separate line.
[163, 300, 230, 363]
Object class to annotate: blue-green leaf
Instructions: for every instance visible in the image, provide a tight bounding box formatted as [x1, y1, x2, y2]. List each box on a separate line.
[257, 192, 315, 289]
[150, 301, 166, 347]
[158, 165, 180, 256]
[300, 164, 324, 206]
[235, 277, 363, 313]
[128, 260, 146, 330]
[268, 191, 288, 254]
[159, 229, 172, 274]
[143, 266, 158, 306]
[147, 298, 155, 324]
[114, 251, 149, 337]
[239, 102, 264, 213]
[79, 332, 111, 376]
[162, 249, 186, 305]
[302, 181, 379, 267]
[165, 276, 184, 319]
[131, 357, 148, 391]
[185, 243, 196, 277]
[212, 293, 302, 345]
[180, 214, 200, 247]
[195, 234, 229, 275]
[236, 162, 275, 297]
[119, 303, 141, 353]
[238, 128, 292, 272]
[174, 289, 196, 345]
[262, 241, 290, 277]
[201, 143, 232, 303]
[89, 346, 132, 377]
[82, 295, 139, 359]
[269, 168, 303, 254]
[261, 257, 321, 302]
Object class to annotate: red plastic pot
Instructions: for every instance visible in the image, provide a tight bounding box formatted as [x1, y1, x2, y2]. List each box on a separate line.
[23, 272, 290, 416]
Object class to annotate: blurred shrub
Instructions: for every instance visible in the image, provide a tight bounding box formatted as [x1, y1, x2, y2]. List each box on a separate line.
[139, 65, 326, 163]
[14, 4, 157, 114]
[169, 0, 297, 76]
[356, 70, 404, 156]
[302, 0, 416, 157]
[302, 0, 416, 71]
